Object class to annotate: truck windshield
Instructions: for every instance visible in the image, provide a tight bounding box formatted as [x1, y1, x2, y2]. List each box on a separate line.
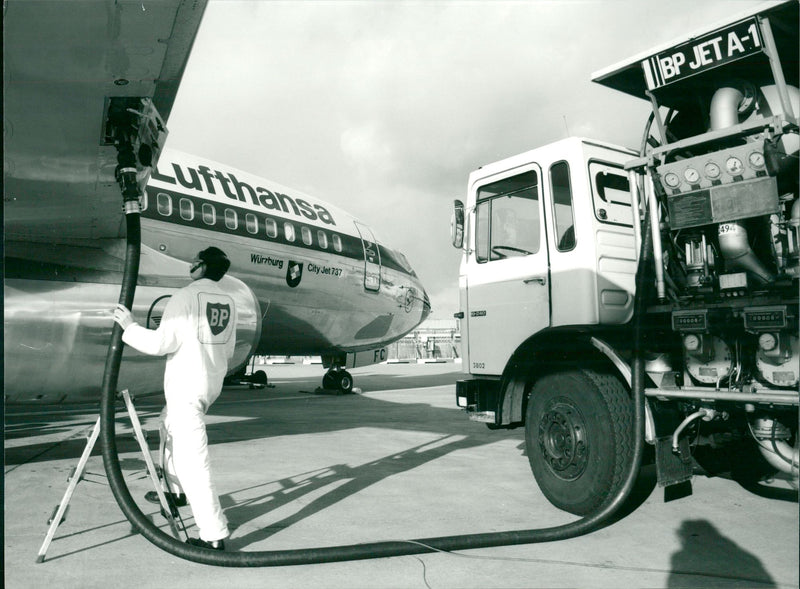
[475, 170, 540, 262]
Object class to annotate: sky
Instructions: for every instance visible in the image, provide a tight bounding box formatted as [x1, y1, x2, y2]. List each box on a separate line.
[165, 0, 768, 319]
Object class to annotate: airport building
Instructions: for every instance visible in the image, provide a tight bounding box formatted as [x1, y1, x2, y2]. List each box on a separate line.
[385, 318, 460, 362]
[258, 318, 461, 365]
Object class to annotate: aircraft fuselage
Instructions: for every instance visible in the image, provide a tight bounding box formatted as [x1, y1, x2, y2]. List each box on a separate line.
[4, 149, 430, 403]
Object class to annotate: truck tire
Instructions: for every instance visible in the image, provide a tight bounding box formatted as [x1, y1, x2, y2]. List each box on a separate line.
[525, 369, 633, 516]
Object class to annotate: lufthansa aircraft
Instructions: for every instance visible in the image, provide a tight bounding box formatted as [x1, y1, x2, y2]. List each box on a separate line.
[4, 1, 430, 404]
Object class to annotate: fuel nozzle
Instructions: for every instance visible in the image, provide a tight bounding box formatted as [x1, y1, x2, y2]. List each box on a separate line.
[115, 142, 140, 202]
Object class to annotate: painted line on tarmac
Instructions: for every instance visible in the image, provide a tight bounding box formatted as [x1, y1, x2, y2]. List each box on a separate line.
[216, 395, 327, 407]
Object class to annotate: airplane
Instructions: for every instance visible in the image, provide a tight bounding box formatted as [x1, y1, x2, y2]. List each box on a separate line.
[3, 0, 431, 405]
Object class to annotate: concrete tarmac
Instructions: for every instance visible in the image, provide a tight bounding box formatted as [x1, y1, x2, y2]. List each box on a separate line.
[4, 362, 798, 589]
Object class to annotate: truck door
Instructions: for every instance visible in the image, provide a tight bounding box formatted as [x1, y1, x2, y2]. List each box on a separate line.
[354, 220, 381, 292]
[465, 166, 550, 374]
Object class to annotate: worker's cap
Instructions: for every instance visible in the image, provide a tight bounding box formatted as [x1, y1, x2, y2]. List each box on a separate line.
[198, 247, 230, 281]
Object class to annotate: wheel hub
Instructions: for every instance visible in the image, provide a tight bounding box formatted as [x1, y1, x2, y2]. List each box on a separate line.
[537, 400, 588, 481]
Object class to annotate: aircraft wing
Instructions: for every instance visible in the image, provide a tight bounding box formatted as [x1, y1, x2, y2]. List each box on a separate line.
[4, 0, 207, 243]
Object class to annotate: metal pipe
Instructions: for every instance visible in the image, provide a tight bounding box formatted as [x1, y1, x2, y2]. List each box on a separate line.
[672, 409, 712, 453]
[759, 15, 797, 122]
[750, 418, 800, 477]
[629, 170, 642, 255]
[717, 222, 775, 284]
[754, 437, 799, 476]
[709, 86, 746, 131]
[645, 387, 798, 405]
[646, 175, 666, 301]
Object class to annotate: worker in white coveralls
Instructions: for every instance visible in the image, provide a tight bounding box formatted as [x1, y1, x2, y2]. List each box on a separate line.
[113, 246, 236, 551]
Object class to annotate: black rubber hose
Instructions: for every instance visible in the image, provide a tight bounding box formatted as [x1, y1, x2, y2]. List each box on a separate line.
[100, 184, 654, 568]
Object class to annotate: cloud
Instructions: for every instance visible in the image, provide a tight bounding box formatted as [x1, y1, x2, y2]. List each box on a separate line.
[340, 123, 396, 180]
[167, 0, 768, 320]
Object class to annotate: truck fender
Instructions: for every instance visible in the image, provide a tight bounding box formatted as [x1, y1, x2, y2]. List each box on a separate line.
[590, 336, 656, 443]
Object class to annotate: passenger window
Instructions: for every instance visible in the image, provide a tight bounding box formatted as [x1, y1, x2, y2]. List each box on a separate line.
[284, 222, 296, 242]
[317, 230, 328, 249]
[590, 162, 632, 226]
[156, 193, 172, 216]
[202, 203, 216, 225]
[245, 213, 258, 234]
[141, 192, 149, 211]
[225, 209, 238, 230]
[179, 198, 194, 221]
[475, 170, 540, 262]
[332, 234, 343, 252]
[550, 162, 576, 251]
[265, 218, 277, 238]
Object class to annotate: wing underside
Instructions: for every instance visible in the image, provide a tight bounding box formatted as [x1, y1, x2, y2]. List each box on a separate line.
[4, 0, 207, 243]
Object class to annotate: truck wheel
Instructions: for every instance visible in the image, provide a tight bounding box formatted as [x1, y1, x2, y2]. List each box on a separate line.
[525, 369, 633, 516]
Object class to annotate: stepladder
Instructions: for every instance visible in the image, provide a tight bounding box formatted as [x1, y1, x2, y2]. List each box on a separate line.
[36, 389, 183, 562]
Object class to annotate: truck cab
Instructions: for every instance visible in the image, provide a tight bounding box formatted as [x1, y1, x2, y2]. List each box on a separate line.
[454, 138, 638, 417]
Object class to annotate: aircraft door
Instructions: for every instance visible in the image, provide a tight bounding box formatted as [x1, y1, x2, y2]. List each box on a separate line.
[354, 221, 381, 291]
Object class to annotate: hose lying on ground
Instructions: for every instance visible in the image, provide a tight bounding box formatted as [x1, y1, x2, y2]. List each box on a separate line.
[100, 173, 654, 568]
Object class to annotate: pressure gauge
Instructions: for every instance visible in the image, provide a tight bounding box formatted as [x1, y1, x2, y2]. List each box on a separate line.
[726, 156, 744, 175]
[704, 161, 721, 179]
[758, 333, 778, 351]
[683, 334, 701, 352]
[663, 172, 681, 188]
[683, 167, 700, 184]
[748, 151, 765, 169]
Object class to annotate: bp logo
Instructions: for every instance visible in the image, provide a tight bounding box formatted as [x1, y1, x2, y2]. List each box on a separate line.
[286, 261, 303, 288]
[206, 302, 231, 336]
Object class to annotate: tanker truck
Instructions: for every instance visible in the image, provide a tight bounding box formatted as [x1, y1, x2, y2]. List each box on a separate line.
[451, 0, 798, 515]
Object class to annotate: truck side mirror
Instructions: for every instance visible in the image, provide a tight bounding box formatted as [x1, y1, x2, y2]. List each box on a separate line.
[451, 200, 465, 248]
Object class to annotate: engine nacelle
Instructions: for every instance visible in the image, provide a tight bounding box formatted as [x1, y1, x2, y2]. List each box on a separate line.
[142, 273, 262, 376]
[4, 244, 262, 404]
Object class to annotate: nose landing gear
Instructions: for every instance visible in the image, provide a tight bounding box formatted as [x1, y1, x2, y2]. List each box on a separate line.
[322, 368, 354, 394]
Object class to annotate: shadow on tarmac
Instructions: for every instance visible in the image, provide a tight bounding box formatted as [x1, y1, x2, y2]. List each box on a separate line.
[3, 367, 463, 465]
[667, 519, 776, 588]
[220, 435, 485, 549]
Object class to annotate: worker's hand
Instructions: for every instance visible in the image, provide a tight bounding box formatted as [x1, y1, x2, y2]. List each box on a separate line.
[113, 304, 134, 330]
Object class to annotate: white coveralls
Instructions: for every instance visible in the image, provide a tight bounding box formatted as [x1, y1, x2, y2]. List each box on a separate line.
[122, 278, 236, 542]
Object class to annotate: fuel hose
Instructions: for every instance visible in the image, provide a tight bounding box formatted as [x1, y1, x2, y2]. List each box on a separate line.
[100, 165, 654, 568]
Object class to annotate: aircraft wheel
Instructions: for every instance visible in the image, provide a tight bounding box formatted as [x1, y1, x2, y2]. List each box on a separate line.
[249, 370, 267, 389]
[323, 370, 354, 394]
[525, 368, 632, 516]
